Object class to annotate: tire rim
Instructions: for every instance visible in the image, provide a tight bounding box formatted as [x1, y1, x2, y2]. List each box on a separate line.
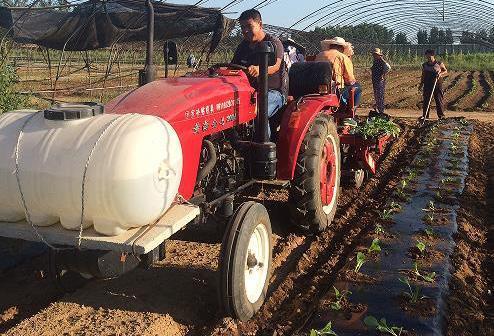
[320, 133, 339, 214]
[244, 223, 270, 304]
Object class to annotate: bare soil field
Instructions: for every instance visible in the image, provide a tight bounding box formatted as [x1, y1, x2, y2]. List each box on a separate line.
[1, 116, 493, 336]
[356, 68, 494, 113]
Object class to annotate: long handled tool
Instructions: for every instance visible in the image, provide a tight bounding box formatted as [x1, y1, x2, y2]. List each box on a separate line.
[420, 76, 439, 126]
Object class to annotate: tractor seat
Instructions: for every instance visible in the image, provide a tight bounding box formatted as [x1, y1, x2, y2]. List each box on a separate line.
[288, 61, 333, 99]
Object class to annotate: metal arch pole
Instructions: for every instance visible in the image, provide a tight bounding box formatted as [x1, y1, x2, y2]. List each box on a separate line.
[144, 0, 155, 84]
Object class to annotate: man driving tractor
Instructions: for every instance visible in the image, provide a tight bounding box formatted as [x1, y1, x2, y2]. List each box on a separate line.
[232, 9, 286, 137]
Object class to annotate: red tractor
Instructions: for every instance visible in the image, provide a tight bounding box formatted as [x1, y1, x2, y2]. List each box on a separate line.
[0, 43, 391, 322]
[103, 43, 390, 320]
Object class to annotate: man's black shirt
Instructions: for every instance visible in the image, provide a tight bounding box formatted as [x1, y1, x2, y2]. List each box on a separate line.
[232, 33, 285, 92]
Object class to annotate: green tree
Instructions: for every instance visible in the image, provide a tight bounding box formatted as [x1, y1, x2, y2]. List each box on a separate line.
[445, 29, 454, 44]
[417, 29, 428, 44]
[477, 29, 489, 41]
[438, 29, 445, 43]
[394, 32, 409, 44]
[0, 63, 27, 114]
[429, 27, 439, 44]
[460, 31, 473, 43]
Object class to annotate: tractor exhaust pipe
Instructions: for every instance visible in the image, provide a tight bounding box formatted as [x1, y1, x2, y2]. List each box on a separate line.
[251, 42, 277, 180]
[254, 42, 271, 143]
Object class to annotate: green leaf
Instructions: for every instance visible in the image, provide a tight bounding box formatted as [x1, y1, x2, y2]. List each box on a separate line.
[321, 321, 333, 332]
[416, 241, 426, 253]
[363, 315, 379, 328]
[355, 252, 367, 273]
[368, 238, 382, 253]
[330, 302, 341, 311]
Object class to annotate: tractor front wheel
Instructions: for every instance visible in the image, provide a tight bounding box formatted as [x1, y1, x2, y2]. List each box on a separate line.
[289, 114, 341, 233]
[219, 201, 272, 321]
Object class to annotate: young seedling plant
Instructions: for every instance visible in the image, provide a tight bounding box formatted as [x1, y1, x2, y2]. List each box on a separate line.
[310, 321, 338, 336]
[424, 227, 435, 238]
[415, 240, 426, 255]
[368, 238, 382, 254]
[396, 188, 409, 201]
[399, 277, 427, 304]
[354, 252, 366, 273]
[375, 224, 386, 236]
[434, 190, 443, 202]
[389, 201, 402, 213]
[423, 212, 435, 225]
[405, 169, 418, 182]
[412, 262, 437, 283]
[379, 209, 394, 221]
[330, 286, 352, 311]
[422, 200, 437, 213]
[364, 316, 404, 336]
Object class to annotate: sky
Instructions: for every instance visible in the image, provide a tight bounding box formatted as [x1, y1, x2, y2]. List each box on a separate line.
[167, 0, 334, 29]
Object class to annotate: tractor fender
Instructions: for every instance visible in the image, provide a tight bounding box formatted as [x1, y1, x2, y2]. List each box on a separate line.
[276, 95, 339, 180]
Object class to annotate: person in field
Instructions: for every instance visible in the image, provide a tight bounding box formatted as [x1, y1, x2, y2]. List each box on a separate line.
[231, 9, 286, 137]
[419, 49, 448, 120]
[371, 48, 391, 115]
[315, 37, 361, 108]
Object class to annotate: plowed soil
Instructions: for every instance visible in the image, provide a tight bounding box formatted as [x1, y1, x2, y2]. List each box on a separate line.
[445, 122, 494, 336]
[2, 115, 494, 336]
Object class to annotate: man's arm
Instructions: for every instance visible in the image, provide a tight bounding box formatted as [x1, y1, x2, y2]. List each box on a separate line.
[438, 62, 448, 78]
[248, 36, 284, 77]
[418, 66, 425, 91]
[342, 54, 356, 85]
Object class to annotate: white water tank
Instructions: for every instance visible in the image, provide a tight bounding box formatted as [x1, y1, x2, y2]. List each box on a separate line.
[0, 107, 183, 236]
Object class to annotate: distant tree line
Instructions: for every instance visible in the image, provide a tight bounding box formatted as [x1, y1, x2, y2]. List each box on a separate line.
[417, 27, 454, 44]
[459, 27, 494, 44]
[417, 26, 494, 45]
[312, 24, 396, 44]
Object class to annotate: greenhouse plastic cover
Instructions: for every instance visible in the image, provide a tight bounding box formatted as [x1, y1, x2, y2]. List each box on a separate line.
[0, 0, 234, 51]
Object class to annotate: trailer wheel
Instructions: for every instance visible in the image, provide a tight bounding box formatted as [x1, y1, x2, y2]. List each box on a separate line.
[219, 201, 272, 321]
[289, 114, 341, 233]
[48, 248, 91, 293]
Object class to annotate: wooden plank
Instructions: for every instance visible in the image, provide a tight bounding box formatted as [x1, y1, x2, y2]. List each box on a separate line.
[0, 204, 199, 255]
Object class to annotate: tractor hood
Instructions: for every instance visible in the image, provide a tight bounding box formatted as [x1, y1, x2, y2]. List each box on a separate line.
[105, 73, 256, 123]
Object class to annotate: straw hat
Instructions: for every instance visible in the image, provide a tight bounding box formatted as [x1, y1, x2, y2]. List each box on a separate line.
[372, 48, 384, 56]
[321, 36, 347, 50]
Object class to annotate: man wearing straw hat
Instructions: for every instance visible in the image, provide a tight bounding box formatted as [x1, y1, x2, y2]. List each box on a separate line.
[315, 37, 361, 107]
[371, 47, 391, 115]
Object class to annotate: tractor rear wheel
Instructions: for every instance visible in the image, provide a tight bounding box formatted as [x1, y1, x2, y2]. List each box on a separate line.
[289, 114, 341, 233]
[219, 201, 272, 321]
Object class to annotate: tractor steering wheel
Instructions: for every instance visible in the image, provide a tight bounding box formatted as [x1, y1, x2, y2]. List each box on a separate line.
[211, 63, 249, 71]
